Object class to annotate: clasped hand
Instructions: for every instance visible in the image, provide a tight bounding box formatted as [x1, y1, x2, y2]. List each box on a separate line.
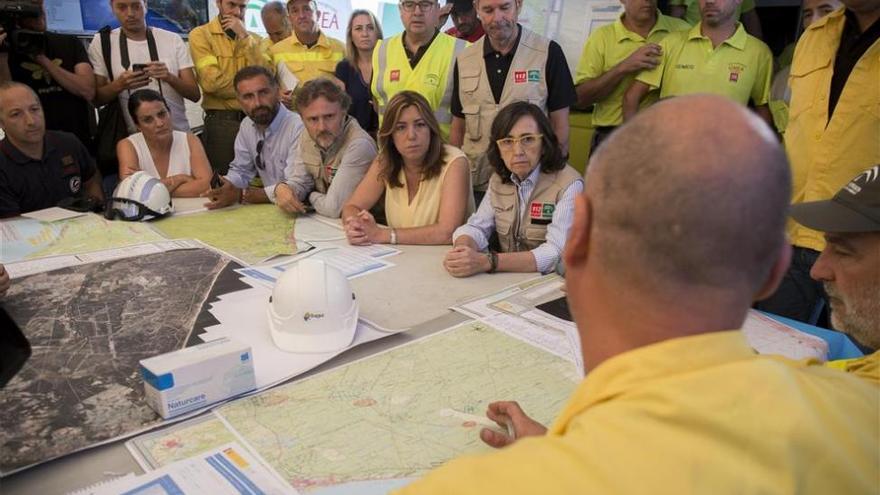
[344, 210, 381, 245]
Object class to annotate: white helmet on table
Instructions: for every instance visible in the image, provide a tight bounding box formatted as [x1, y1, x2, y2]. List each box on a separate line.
[105, 171, 173, 221]
[267, 259, 359, 353]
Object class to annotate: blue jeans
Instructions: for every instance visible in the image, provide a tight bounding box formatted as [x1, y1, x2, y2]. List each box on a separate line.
[755, 246, 827, 326]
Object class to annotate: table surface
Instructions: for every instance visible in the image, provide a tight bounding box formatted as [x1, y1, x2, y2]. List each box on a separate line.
[0, 202, 537, 494]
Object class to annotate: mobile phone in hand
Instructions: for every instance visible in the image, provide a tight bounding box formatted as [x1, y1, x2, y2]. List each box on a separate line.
[132, 63, 148, 72]
[221, 16, 237, 39]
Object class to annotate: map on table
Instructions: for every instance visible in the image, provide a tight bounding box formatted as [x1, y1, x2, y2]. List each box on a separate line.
[152, 205, 309, 265]
[127, 321, 580, 493]
[0, 248, 231, 475]
[0, 214, 166, 263]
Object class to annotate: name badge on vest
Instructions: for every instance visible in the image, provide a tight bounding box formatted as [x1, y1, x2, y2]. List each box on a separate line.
[530, 201, 554, 225]
[514, 71, 527, 84]
[390, 69, 401, 82]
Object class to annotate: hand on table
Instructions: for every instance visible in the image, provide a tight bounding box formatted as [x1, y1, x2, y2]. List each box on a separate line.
[275, 183, 307, 213]
[480, 401, 547, 449]
[201, 176, 240, 209]
[443, 245, 489, 277]
[344, 210, 381, 245]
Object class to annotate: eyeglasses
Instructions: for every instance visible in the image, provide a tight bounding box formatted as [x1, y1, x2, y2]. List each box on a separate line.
[496, 134, 543, 151]
[255, 139, 265, 170]
[400, 1, 435, 12]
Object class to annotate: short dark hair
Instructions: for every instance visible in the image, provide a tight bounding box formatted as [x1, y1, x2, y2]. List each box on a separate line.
[377, 91, 445, 188]
[127, 89, 169, 125]
[233, 66, 277, 93]
[295, 78, 351, 113]
[487, 101, 566, 184]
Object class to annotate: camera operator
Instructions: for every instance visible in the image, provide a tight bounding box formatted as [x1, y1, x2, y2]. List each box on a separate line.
[0, 0, 95, 149]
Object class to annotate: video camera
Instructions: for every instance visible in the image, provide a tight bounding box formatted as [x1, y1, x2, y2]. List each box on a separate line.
[0, 0, 47, 57]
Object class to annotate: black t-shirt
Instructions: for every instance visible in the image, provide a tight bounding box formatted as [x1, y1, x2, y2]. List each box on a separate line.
[829, 10, 880, 118]
[335, 59, 378, 135]
[0, 131, 97, 217]
[451, 25, 576, 118]
[8, 33, 93, 147]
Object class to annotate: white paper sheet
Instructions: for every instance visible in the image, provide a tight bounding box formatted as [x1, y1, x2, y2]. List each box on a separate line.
[742, 310, 829, 361]
[236, 247, 394, 287]
[483, 313, 579, 365]
[22, 207, 85, 222]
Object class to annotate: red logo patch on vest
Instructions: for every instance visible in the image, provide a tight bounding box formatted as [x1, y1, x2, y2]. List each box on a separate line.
[514, 71, 527, 84]
[390, 70, 400, 82]
[530, 201, 554, 225]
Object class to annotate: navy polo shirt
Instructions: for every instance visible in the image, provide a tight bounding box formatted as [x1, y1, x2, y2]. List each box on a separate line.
[0, 131, 97, 217]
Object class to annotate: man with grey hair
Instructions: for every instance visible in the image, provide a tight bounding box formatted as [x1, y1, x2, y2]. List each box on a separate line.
[790, 166, 880, 382]
[393, 95, 878, 494]
[261, 1, 292, 46]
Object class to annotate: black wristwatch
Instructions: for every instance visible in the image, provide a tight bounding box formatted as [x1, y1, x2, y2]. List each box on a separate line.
[486, 251, 498, 273]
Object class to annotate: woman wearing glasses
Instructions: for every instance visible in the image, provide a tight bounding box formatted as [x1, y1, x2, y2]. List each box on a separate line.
[444, 101, 583, 277]
[342, 91, 473, 245]
[117, 89, 212, 197]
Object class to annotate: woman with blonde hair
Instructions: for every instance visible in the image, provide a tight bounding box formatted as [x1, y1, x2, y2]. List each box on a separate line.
[335, 9, 383, 135]
[342, 91, 473, 245]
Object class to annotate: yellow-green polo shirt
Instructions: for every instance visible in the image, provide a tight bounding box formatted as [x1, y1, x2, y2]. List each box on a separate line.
[575, 12, 690, 126]
[270, 31, 345, 90]
[636, 22, 772, 106]
[669, 0, 756, 25]
[394, 330, 879, 494]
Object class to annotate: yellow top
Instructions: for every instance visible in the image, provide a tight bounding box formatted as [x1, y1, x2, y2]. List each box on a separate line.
[396, 330, 880, 494]
[636, 22, 773, 106]
[827, 351, 879, 385]
[188, 17, 272, 110]
[385, 145, 467, 229]
[669, 0, 756, 25]
[269, 31, 345, 90]
[784, 9, 880, 252]
[575, 11, 690, 126]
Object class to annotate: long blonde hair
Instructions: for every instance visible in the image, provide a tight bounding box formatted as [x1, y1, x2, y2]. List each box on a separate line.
[345, 9, 383, 66]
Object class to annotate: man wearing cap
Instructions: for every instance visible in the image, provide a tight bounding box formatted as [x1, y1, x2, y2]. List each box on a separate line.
[621, 0, 773, 126]
[371, 0, 467, 139]
[270, 0, 345, 107]
[393, 94, 878, 495]
[442, 0, 485, 42]
[449, 0, 576, 196]
[574, 0, 689, 154]
[789, 166, 880, 384]
[756, 0, 880, 324]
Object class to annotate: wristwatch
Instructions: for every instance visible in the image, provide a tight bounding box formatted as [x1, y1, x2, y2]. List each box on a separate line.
[486, 251, 498, 273]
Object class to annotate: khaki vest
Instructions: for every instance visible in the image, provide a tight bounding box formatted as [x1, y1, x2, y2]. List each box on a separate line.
[299, 117, 371, 194]
[457, 28, 550, 191]
[489, 165, 581, 253]
[371, 32, 466, 139]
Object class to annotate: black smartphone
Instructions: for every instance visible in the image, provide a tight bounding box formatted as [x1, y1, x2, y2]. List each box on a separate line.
[210, 172, 223, 189]
[222, 16, 237, 39]
[132, 63, 148, 72]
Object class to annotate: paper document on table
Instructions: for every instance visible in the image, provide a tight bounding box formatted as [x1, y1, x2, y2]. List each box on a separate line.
[742, 310, 829, 361]
[4, 240, 203, 278]
[22, 207, 85, 222]
[236, 247, 393, 287]
[483, 313, 580, 368]
[72, 442, 296, 495]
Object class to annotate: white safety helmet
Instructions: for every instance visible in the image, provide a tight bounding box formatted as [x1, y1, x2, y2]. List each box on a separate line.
[267, 259, 359, 353]
[105, 171, 173, 221]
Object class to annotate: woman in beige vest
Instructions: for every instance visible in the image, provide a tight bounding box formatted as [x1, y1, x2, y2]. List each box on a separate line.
[342, 91, 473, 245]
[444, 102, 583, 276]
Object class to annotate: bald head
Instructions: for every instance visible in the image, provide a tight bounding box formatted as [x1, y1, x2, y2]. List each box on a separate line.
[587, 95, 791, 296]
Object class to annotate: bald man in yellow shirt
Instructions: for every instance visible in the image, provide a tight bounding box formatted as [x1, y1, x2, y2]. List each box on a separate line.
[622, 0, 773, 126]
[394, 95, 878, 495]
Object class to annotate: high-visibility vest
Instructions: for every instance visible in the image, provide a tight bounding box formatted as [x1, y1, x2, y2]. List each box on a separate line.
[371, 32, 466, 139]
[457, 28, 550, 191]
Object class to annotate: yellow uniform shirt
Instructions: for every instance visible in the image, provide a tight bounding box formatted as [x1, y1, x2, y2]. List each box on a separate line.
[669, 0, 757, 25]
[396, 331, 879, 495]
[636, 22, 773, 106]
[269, 31, 345, 90]
[784, 9, 880, 252]
[189, 17, 272, 110]
[575, 11, 690, 126]
[827, 351, 879, 385]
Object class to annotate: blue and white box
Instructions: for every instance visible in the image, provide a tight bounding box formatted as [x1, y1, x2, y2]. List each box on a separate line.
[140, 337, 256, 419]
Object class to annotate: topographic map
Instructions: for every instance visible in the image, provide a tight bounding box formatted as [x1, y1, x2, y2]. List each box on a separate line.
[0, 248, 230, 475]
[152, 205, 308, 265]
[0, 214, 165, 263]
[128, 321, 580, 493]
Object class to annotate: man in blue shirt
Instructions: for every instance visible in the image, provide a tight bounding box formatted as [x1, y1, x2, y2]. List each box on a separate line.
[204, 66, 303, 209]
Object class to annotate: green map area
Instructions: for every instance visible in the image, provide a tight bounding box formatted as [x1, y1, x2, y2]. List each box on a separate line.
[152, 205, 302, 265]
[0, 214, 165, 263]
[129, 321, 579, 491]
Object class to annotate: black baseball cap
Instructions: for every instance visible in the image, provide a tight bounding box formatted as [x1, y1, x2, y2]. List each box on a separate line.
[448, 0, 475, 14]
[790, 165, 880, 233]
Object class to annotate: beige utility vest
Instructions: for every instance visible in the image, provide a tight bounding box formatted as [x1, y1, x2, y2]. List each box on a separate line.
[489, 165, 581, 253]
[457, 28, 550, 191]
[298, 118, 369, 194]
